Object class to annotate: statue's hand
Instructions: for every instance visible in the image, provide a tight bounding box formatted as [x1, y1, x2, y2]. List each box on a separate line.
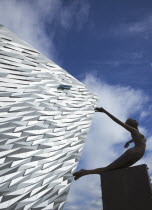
[95, 107, 105, 113]
[124, 142, 129, 148]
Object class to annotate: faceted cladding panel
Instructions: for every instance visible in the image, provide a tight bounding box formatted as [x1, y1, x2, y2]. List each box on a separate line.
[0, 25, 98, 210]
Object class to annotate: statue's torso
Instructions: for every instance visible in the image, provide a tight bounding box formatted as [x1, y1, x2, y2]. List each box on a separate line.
[131, 131, 146, 150]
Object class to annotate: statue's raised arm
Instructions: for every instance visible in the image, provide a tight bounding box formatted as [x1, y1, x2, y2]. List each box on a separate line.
[95, 107, 138, 133]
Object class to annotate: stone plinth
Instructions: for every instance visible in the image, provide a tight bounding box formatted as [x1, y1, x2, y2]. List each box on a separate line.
[101, 164, 152, 210]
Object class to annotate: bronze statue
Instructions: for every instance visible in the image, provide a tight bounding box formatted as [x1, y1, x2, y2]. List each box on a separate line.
[73, 107, 146, 180]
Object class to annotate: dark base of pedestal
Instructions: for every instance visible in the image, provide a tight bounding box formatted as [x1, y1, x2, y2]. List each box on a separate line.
[101, 164, 152, 210]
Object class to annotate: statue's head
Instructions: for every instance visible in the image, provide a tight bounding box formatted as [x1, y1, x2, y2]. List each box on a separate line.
[125, 118, 138, 129]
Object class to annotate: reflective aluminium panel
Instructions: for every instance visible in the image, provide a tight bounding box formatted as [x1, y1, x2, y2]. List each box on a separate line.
[0, 25, 98, 210]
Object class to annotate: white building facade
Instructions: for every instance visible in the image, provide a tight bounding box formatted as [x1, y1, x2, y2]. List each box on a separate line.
[0, 25, 98, 210]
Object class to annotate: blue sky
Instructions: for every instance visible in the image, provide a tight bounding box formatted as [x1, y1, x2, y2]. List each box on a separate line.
[55, 0, 152, 100]
[0, 0, 152, 209]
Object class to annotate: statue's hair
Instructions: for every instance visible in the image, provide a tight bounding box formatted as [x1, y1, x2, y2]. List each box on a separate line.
[125, 118, 138, 128]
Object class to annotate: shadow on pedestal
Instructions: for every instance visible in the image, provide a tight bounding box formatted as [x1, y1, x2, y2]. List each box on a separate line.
[100, 164, 152, 210]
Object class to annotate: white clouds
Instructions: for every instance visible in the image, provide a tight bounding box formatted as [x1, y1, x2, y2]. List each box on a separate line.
[127, 16, 152, 34]
[82, 74, 149, 169]
[0, 0, 57, 58]
[140, 110, 150, 120]
[145, 136, 152, 151]
[84, 73, 148, 119]
[65, 175, 102, 210]
[0, 0, 90, 60]
[113, 15, 152, 38]
[60, 1, 90, 31]
[65, 74, 149, 210]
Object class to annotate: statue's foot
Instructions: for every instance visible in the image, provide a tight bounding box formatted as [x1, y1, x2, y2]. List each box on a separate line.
[73, 169, 86, 180]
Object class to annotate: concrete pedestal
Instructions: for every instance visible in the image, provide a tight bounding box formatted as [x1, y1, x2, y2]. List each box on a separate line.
[101, 164, 152, 210]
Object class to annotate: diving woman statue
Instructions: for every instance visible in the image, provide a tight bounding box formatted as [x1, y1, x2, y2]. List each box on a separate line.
[73, 107, 146, 180]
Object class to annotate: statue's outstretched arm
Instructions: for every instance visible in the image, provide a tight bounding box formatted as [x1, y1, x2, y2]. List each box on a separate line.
[104, 110, 136, 133]
[95, 107, 137, 133]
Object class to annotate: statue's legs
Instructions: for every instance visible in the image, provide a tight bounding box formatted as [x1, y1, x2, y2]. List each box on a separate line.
[73, 147, 144, 180]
